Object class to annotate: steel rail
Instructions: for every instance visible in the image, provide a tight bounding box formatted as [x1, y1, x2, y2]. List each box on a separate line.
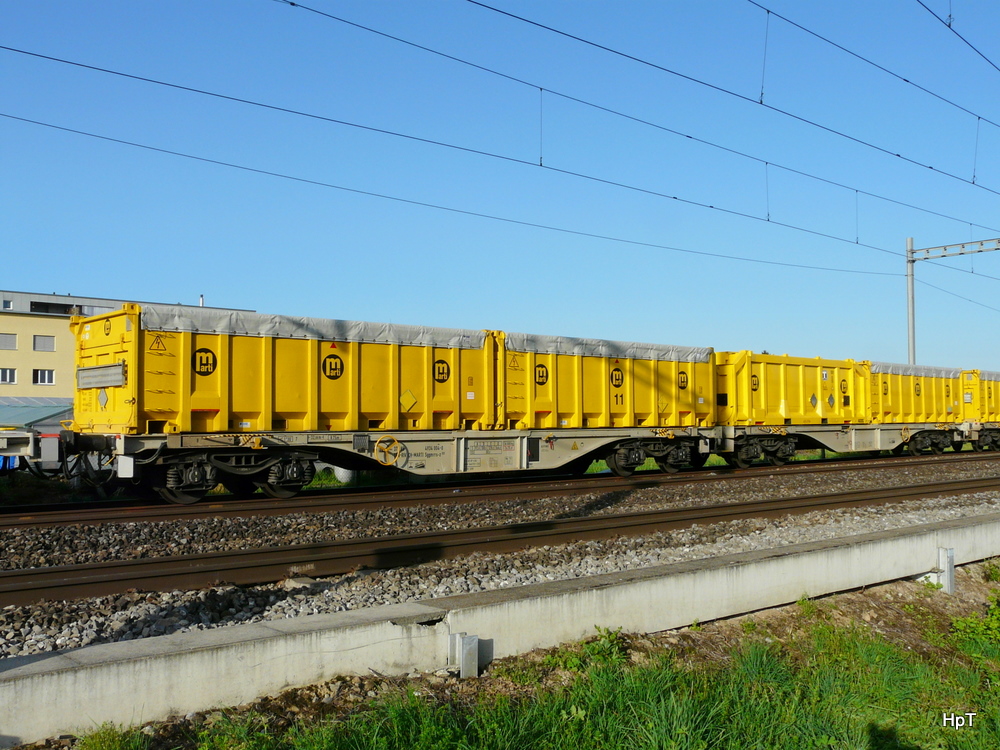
[3, 474, 999, 607]
[3, 452, 998, 531]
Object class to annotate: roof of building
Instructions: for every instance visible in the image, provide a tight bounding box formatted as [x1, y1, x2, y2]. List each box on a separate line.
[0, 401, 73, 428]
[0, 290, 253, 317]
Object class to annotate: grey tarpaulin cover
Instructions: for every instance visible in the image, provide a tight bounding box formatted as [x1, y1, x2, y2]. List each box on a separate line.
[504, 331, 713, 363]
[870, 362, 962, 379]
[140, 304, 487, 349]
[140, 305, 713, 362]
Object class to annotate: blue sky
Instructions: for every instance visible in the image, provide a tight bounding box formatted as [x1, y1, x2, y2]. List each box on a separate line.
[3, 0, 1000, 368]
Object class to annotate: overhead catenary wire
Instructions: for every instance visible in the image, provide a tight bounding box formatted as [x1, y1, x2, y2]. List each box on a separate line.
[0, 44, 912, 260]
[6, 38, 999, 284]
[6, 8, 999, 295]
[264, 1, 1000, 286]
[917, 278, 1000, 314]
[0, 112, 900, 279]
[915, 0, 1000, 75]
[5, 4, 1000, 320]
[262, 2, 1000, 236]
[747, 0, 1000, 132]
[465, 0, 1000, 200]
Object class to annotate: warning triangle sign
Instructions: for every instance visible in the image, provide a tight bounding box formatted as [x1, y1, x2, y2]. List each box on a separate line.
[329, 342, 337, 348]
[149, 335, 166, 351]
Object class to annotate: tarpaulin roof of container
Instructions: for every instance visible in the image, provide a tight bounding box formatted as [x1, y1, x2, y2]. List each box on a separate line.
[140, 305, 487, 349]
[504, 332, 713, 363]
[870, 362, 962, 378]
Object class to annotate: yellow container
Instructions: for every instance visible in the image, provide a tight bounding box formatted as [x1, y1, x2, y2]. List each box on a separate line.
[961, 370, 1000, 422]
[869, 362, 962, 424]
[496, 331, 715, 430]
[69, 308, 140, 433]
[715, 351, 869, 425]
[71, 304, 498, 436]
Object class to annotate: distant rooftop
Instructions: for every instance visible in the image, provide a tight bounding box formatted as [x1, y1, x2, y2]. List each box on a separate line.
[0, 400, 74, 428]
[0, 290, 254, 317]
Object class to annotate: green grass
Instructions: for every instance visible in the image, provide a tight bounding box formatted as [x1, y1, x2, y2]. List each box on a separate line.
[79, 615, 1000, 750]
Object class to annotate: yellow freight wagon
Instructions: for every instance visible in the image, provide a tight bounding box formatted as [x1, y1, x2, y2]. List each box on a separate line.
[961, 370, 1000, 450]
[869, 362, 961, 424]
[870, 362, 962, 453]
[68, 304, 501, 500]
[716, 352, 869, 426]
[496, 330, 715, 473]
[71, 304, 498, 437]
[714, 351, 869, 466]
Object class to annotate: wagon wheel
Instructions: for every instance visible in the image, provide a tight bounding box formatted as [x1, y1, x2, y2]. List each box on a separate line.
[654, 458, 680, 474]
[951, 442, 965, 454]
[765, 452, 786, 467]
[255, 480, 303, 499]
[156, 486, 207, 505]
[605, 451, 635, 477]
[374, 435, 403, 466]
[724, 453, 751, 469]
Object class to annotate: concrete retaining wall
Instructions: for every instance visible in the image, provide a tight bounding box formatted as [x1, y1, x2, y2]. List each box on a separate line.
[3, 513, 1000, 746]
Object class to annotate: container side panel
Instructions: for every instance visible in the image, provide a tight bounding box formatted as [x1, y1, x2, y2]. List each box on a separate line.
[72, 307, 140, 433]
[273, 338, 310, 429]
[359, 344, 392, 429]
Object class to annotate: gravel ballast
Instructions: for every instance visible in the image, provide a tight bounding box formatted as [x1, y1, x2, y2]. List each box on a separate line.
[3, 462, 1000, 660]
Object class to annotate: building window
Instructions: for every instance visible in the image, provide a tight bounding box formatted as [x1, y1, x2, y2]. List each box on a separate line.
[0, 368, 14, 384]
[29, 301, 73, 315]
[80, 305, 115, 316]
[33, 335, 56, 352]
[0, 333, 15, 350]
[1, 300, 11, 310]
[32, 369, 55, 385]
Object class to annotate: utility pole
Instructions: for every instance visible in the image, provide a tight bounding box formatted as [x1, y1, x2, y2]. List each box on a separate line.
[906, 237, 1000, 364]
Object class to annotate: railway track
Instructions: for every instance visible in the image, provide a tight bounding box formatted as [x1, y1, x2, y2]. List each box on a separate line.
[4, 452, 999, 531]
[3, 472, 999, 607]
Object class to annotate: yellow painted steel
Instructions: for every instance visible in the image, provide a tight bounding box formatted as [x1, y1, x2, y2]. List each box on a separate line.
[70, 305, 499, 436]
[69, 305, 140, 433]
[715, 351, 870, 426]
[961, 371, 1000, 423]
[495, 332, 715, 430]
[870, 370, 961, 424]
[68, 306, 996, 445]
